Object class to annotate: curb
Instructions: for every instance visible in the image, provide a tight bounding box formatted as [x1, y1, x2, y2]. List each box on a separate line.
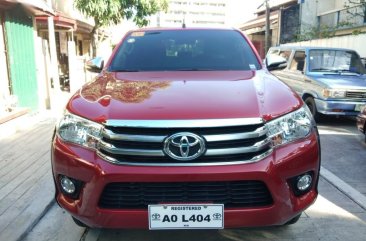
[320, 166, 366, 210]
[16, 200, 56, 241]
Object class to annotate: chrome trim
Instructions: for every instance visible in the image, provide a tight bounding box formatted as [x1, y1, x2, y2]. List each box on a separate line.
[103, 129, 166, 142]
[205, 139, 271, 156]
[99, 141, 164, 156]
[96, 149, 273, 167]
[203, 126, 267, 142]
[105, 118, 264, 128]
[163, 132, 206, 161]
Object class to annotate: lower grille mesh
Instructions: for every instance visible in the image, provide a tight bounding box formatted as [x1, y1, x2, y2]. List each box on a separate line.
[99, 181, 273, 209]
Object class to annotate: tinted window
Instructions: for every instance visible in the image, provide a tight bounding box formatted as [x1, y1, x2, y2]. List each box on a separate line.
[109, 30, 261, 71]
[290, 51, 305, 71]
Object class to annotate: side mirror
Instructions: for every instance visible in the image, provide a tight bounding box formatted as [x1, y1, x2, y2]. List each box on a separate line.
[265, 55, 287, 71]
[86, 57, 104, 73]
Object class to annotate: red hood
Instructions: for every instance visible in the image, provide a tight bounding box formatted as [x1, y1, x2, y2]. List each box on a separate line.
[67, 70, 302, 123]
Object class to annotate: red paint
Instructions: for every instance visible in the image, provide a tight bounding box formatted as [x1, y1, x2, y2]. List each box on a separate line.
[67, 70, 301, 122]
[52, 132, 320, 228]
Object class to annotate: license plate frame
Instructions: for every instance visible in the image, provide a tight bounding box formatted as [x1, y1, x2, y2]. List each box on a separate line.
[148, 204, 224, 230]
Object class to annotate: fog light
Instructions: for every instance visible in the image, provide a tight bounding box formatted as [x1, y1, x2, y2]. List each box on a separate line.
[60, 176, 76, 194]
[297, 174, 312, 191]
[288, 171, 314, 196]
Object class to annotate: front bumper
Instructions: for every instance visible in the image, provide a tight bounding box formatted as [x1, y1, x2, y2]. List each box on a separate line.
[51, 131, 320, 229]
[315, 98, 366, 116]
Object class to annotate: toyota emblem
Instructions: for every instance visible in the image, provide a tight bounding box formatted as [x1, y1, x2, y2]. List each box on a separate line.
[164, 132, 206, 161]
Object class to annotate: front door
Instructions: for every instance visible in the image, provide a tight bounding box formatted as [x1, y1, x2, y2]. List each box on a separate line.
[5, 5, 38, 110]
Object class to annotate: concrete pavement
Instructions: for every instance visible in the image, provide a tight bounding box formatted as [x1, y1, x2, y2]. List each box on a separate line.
[0, 113, 56, 241]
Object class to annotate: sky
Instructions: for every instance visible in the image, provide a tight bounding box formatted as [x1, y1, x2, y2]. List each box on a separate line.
[227, 0, 263, 26]
[109, 0, 264, 44]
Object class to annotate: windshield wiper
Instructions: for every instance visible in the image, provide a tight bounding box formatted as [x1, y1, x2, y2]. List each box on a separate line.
[335, 69, 362, 75]
[310, 68, 335, 72]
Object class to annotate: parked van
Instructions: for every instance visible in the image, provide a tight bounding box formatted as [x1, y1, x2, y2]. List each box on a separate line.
[266, 46, 366, 119]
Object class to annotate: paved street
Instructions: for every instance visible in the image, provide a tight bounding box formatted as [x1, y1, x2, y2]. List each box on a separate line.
[318, 116, 366, 196]
[1, 114, 365, 241]
[0, 114, 56, 241]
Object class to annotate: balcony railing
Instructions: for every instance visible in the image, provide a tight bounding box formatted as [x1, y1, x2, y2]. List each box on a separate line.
[319, 4, 366, 30]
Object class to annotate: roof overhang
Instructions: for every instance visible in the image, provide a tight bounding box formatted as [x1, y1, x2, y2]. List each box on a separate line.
[36, 13, 76, 30]
[239, 11, 279, 31]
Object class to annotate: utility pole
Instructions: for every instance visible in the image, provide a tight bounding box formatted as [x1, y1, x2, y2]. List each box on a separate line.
[265, 0, 271, 54]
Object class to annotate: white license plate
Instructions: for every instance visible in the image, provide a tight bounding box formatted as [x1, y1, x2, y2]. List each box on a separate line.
[148, 204, 224, 230]
[355, 104, 365, 111]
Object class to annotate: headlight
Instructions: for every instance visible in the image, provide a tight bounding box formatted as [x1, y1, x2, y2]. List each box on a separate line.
[322, 89, 346, 98]
[266, 106, 314, 147]
[57, 113, 103, 149]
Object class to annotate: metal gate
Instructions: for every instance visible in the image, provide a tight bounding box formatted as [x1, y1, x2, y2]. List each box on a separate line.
[5, 5, 38, 110]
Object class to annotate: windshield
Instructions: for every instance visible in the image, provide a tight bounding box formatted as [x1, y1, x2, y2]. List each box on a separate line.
[109, 30, 261, 72]
[309, 49, 366, 74]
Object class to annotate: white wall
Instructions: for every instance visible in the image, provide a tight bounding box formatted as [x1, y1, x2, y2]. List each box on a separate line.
[51, 0, 94, 25]
[300, 0, 336, 33]
[283, 33, 366, 57]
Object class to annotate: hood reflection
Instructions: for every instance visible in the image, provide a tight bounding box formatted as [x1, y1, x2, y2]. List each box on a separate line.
[81, 78, 171, 104]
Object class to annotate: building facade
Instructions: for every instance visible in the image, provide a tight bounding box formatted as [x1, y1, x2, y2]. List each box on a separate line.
[300, 0, 366, 38]
[239, 0, 298, 58]
[0, 0, 54, 117]
[150, 0, 231, 27]
[0, 0, 112, 123]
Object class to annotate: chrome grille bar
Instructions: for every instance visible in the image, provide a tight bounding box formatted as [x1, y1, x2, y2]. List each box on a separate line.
[105, 118, 264, 128]
[99, 140, 164, 156]
[204, 126, 267, 142]
[97, 118, 272, 166]
[345, 91, 366, 99]
[103, 129, 166, 142]
[205, 139, 271, 156]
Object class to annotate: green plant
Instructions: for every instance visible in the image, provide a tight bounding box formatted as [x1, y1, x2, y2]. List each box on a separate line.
[74, 0, 168, 57]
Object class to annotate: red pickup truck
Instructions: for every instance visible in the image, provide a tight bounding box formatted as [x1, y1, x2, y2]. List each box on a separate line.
[52, 28, 320, 229]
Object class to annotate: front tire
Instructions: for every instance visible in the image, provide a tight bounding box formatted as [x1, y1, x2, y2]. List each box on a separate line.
[285, 213, 302, 225]
[305, 97, 319, 121]
[72, 216, 89, 228]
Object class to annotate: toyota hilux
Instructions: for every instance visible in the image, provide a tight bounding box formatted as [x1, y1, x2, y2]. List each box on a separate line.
[52, 28, 320, 229]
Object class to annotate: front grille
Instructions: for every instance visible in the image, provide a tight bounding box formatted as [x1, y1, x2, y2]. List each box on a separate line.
[99, 181, 273, 209]
[97, 119, 272, 166]
[346, 91, 366, 99]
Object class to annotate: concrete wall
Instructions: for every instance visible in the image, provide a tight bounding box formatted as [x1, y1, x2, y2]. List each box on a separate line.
[300, 0, 336, 33]
[283, 33, 366, 57]
[51, 0, 93, 25]
[300, 0, 361, 33]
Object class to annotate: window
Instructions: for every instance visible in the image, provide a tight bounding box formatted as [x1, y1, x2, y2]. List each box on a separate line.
[110, 30, 261, 71]
[279, 50, 292, 62]
[290, 51, 305, 71]
[308, 49, 366, 74]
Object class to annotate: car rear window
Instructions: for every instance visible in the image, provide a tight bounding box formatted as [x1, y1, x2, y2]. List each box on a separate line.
[109, 29, 261, 72]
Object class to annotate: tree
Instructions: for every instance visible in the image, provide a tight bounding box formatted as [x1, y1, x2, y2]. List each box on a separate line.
[74, 0, 168, 57]
[344, 0, 366, 21]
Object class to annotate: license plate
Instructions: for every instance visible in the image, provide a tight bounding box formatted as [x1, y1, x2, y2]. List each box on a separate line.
[148, 204, 224, 230]
[355, 104, 365, 111]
